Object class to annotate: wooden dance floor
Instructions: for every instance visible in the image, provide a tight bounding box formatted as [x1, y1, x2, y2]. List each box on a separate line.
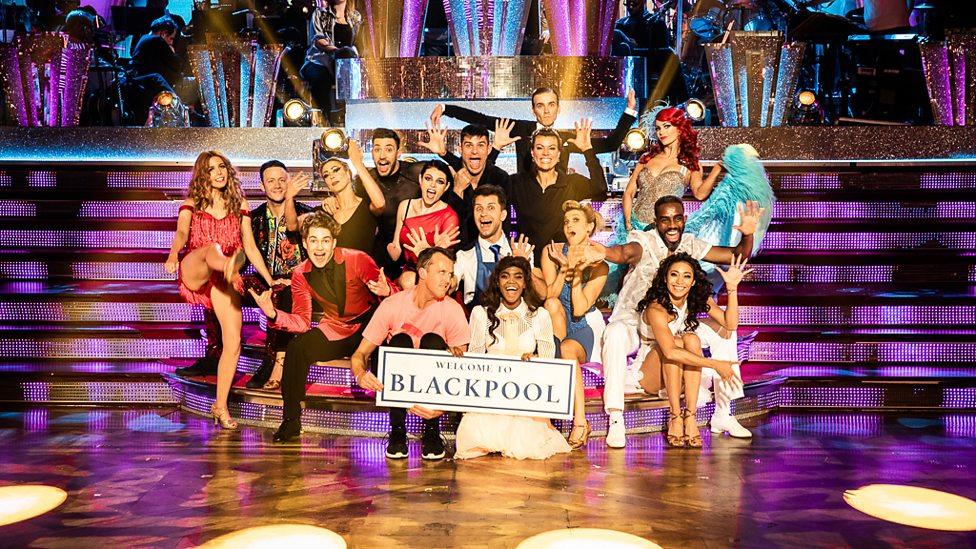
[1, 409, 974, 547]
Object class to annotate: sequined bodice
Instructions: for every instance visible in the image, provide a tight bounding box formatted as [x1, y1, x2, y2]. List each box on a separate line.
[633, 167, 687, 224]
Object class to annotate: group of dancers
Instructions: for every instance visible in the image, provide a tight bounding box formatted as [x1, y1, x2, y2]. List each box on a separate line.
[165, 87, 775, 460]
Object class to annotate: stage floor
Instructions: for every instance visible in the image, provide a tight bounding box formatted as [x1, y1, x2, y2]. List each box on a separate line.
[1, 409, 974, 547]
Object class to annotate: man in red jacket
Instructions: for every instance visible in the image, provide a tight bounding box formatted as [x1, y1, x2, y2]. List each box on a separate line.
[250, 210, 396, 443]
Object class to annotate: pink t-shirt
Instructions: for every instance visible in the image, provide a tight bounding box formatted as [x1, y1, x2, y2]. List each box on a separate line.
[363, 287, 470, 349]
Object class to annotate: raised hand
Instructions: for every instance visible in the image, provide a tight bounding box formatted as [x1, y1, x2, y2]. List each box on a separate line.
[511, 234, 534, 259]
[580, 242, 607, 267]
[320, 195, 340, 216]
[733, 200, 765, 237]
[717, 254, 753, 291]
[546, 241, 569, 269]
[285, 172, 311, 200]
[453, 166, 473, 193]
[403, 226, 431, 256]
[366, 267, 392, 297]
[418, 121, 448, 156]
[248, 288, 276, 317]
[567, 118, 593, 152]
[626, 87, 637, 112]
[430, 103, 445, 126]
[493, 118, 521, 150]
[432, 225, 461, 249]
[347, 138, 364, 166]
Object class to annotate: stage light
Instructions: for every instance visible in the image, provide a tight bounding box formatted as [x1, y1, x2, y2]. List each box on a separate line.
[283, 99, 311, 126]
[0, 485, 68, 526]
[321, 129, 347, 152]
[797, 90, 817, 109]
[146, 91, 189, 128]
[198, 524, 347, 548]
[789, 90, 826, 126]
[844, 484, 976, 531]
[624, 129, 648, 152]
[680, 99, 707, 122]
[517, 528, 661, 548]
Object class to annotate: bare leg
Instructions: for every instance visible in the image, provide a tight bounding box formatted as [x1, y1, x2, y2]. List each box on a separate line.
[659, 345, 684, 444]
[561, 338, 591, 448]
[639, 339, 682, 395]
[268, 351, 285, 384]
[681, 333, 704, 446]
[210, 284, 242, 428]
[180, 243, 235, 291]
[546, 297, 567, 339]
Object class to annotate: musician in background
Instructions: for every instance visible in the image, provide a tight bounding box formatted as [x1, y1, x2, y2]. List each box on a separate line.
[863, 0, 913, 33]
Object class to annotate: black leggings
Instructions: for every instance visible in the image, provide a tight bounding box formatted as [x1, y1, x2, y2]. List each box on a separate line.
[380, 332, 449, 431]
[281, 328, 363, 419]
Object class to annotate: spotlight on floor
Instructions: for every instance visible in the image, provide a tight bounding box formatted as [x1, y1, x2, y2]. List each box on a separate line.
[679, 98, 707, 123]
[198, 524, 347, 548]
[0, 485, 68, 527]
[321, 128, 347, 152]
[624, 128, 648, 153]
[146, 91, 189, 128]
[844, 484, 976, 531]
[517, 528, 661, 548]
[283, 99, 311, 127]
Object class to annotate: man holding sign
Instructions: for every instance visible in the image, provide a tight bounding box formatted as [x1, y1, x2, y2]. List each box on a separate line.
[352, 247, 470, 460]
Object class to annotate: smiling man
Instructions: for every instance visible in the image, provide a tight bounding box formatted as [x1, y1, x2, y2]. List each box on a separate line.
[592, 195, 763, 448]
[250, 210, 395, 443]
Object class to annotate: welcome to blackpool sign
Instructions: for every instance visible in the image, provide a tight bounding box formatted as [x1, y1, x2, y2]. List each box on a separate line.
[375, 347, 577, 419]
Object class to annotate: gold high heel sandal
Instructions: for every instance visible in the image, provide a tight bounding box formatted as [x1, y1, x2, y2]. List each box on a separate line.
[666, 411, 685, 447]
[211, 404, 238, 430]
[568, 421, 591, 449]
[682, 409, 702, 448]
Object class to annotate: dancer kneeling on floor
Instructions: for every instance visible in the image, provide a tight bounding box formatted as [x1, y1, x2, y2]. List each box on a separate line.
[635, 253, 746, 448]
[352, 247, 470, 460]
[454, 256, 571, 460]
[248, 210, 397, 443]
[541, 200, 608, 449]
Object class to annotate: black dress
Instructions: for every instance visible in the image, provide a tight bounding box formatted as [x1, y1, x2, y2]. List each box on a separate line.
[335, 198, 377, 253]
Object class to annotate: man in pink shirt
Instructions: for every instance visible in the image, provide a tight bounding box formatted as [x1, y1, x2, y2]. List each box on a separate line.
[352, 247, 470, 460]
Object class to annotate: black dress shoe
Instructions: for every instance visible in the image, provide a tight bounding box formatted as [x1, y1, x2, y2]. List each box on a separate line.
[421, 424, 445, 460]
[385, 425, 408, 459]
[272, 418, 302, 443]
[175, 356, 218, 377]
[246, 355, 275, 389]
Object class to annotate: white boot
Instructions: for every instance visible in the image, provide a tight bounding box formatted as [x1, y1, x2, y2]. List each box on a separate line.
[710, 397, 752, 438]
[606, 411, 626, 448]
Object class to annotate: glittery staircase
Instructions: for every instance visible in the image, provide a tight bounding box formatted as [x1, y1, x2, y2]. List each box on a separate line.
[2, 162, 976, 436]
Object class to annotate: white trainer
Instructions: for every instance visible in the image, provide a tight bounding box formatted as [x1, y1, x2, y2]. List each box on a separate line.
[710, 415, 753, 438]
[606, 414, 626, 448]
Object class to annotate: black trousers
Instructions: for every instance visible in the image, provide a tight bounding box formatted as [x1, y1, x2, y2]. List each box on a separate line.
[379, 332, 449, 431]
[282, 328, 363, 419]
[266, 284, 296, 354]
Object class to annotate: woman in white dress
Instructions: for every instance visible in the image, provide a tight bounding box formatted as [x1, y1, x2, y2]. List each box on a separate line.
[455, 256, 572, 460]
[635, 253, 748, 448]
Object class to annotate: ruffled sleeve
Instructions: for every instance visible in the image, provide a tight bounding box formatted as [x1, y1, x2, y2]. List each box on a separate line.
[467, 306, 489, 354]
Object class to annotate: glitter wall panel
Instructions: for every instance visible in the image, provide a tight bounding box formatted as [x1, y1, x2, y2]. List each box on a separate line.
[541, 0, 617, 56]
[920, 30, 976, 126]
[337, 56, 642, 100]
[705, 32, 804, 127]
[444, 0, 531, 56]
[0, 33, 91, 127]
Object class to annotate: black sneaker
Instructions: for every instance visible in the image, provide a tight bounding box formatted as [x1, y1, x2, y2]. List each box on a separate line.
[175, 356, 218, 377]
[385, 426, 408, 459]
[421, 425, 445, 460]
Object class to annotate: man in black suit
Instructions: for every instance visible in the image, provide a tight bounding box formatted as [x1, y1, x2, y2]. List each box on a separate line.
[429, 87, 637, 171]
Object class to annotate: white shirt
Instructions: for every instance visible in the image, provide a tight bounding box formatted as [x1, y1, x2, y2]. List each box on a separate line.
[468, 301, 556, 359]
[609, 230, 712, 325]
[454, 235, 515, 306]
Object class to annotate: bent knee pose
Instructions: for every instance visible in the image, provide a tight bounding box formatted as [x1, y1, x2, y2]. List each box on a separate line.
[541, 200, 608, 449]
[164, 151, 275, 430]
[635, 253, 747, 448]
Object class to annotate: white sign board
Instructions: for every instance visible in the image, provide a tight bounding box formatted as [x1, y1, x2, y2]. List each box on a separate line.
[375, 347, 577, 419]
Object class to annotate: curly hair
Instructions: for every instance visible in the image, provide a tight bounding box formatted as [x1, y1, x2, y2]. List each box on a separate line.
[636, 253, 712, 332]
[188, 151, 246, 218]
[640, 107, 701, 172]
[480, 256, 543, 348]
[300, 209, 342, 240]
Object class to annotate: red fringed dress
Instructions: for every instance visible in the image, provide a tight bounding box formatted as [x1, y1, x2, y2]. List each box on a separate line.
[176, 204, 249, 309]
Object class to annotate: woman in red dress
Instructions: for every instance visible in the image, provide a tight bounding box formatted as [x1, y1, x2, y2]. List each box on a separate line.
[386, 160, 460, 288]
[164, 151, 275, 429]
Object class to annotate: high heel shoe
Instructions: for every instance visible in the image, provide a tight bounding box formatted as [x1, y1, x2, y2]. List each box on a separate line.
[568, 421, 591, 449]
[666, 411, 684, 447]
[682, 409, 702, 448]
[211, 404, 238, 430]
[261, 379, 281, 392]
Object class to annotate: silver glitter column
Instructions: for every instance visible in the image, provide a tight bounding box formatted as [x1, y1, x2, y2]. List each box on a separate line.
[0, 33, 91, 127]
[188, 38, 284, 128]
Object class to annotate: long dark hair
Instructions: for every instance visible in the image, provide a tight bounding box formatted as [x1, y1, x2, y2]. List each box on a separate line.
[480, 256, 543, 347]
[636, 253, 712, 332]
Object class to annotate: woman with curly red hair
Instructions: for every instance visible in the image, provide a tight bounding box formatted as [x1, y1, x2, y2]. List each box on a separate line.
[164, 151, 275, 429]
